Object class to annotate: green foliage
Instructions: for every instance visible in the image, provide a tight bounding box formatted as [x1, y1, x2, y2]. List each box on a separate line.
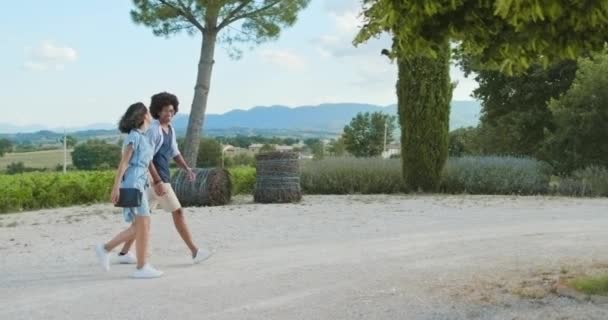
[554, 166, 608, 197]
[0, 171, 114, 213]
[0, 166, 258, 213]
[448, 127, 481, 157]
[59, 135, 78, 148]
[0, 139, 12, 157]
[71, 140, 121, 171]
[461, 59, 577, 157]
[228, 153, 256, 167]
[569, 274, 608, 296]
[304, 138, 324, 160]
[440, 156, 551, 195]
[355, 0, 608, 193]
[131, 0, 310, 50]
[398, 42, 452, 192]
[356, 0, 608, 74]
[259, 144, 276, 153]
[228, 165, 256, 195]
[197, 138, 222, 168]
[300, 158, 406, 194]
[327, 138, 346, 157]
[55, 164, 76, 172]
[4, 155, 606, 214]
[542, 52, 608, 174]
[342, 112, 396, 157]
[6, 162, 29, 175]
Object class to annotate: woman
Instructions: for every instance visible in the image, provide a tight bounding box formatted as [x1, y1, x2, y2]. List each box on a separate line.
[94, 102, 163, 279]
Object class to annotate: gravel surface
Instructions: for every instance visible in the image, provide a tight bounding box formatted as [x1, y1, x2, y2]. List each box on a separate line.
[1, 195, 608, 320]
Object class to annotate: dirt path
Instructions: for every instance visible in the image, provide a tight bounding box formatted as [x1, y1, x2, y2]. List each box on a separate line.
[1, 195, 608, 319]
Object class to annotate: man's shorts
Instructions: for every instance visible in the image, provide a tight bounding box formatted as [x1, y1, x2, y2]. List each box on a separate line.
[147, 183, 182, 213]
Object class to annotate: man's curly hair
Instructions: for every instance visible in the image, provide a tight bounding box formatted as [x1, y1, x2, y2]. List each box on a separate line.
[150, 92, 179, 119]
[118, 102, 148, 133]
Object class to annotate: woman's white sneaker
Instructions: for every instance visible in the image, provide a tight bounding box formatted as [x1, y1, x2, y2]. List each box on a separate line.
[193, 247, 212, 264]
[131, 264, 163, 279]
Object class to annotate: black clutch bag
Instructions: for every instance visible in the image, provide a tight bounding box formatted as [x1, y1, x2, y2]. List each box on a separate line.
[115, 188, 143, 208]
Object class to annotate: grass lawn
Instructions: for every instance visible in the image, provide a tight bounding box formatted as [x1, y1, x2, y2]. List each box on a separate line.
[0, 149, 72, 170]
[569, 275, 608, 296]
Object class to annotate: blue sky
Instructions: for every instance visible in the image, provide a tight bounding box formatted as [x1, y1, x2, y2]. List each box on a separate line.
[1, 0, 478, 128]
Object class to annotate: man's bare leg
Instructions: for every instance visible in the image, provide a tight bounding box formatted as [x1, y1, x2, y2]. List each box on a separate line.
[172, 208, 198, 257]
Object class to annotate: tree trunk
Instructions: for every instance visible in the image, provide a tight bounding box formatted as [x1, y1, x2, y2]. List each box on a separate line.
[397, 41, 453, 191]
[183, 28, 218, 167]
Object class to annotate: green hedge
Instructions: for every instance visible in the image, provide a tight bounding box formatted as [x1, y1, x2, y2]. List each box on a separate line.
[0, 171, 114, 213]
[0, 168, 257, 213]
[300, 158, 406, 194]
[228, 166, 256, 195]
[440, 156, 552, 195]
[2, 157, 605, 213]
[554, 166, 608, 197]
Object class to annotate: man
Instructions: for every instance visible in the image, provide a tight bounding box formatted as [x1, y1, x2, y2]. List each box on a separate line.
[117, 92, 211, 264]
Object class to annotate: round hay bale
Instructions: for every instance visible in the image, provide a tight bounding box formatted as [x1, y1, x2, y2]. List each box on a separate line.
[254, 151, 302, 203]
[171, 168, 232, 207]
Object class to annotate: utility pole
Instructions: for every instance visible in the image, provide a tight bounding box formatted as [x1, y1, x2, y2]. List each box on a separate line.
[383, 120, 388, 158]
[63, 129, 67, 173]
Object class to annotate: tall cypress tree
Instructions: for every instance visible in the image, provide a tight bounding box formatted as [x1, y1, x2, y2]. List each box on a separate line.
[397, 41, 452, 191]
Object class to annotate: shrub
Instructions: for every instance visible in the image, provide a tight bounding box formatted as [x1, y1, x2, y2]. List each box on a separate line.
[6, 162, 46, 175]
[228, 166, 256, 195]
[72, 141, 121, 170]
[197, 138, 222, 168]
[555, 166, 608, 197]
[228, 153, 256, 167]
[0, 171, 114, 213]
[440, 156, 551, 195]
[300, 157, 406, 194]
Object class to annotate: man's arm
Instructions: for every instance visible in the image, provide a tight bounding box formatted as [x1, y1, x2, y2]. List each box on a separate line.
[173, 154, 190, 171]
[174, 154, 195, 181]
[171, 126, 195, 181]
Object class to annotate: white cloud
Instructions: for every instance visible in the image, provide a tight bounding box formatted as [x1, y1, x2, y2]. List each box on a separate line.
[350, 58, 396, 88]
[451, 65, 478, 100]
[329, 9, 361, 34]
[24, 40, 78, 71]
[324, 0, 359, 16]
[313, 3, 384, 59]
[313, 0, 392, 65]
[315, 0, 478, 101]
[313, 0, 395, 93]
[258, 49, 306, 71]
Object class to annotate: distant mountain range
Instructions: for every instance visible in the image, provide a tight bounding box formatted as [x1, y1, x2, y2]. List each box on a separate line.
[171, 101, 480, 133]
[1, 101, 481, 140]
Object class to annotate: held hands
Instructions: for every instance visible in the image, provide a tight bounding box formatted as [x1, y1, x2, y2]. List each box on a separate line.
[153, 181, 166, 197]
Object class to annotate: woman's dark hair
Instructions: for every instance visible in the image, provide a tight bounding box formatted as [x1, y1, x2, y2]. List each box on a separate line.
[150, 92, 179, 119]
[118, 102, 148, 133]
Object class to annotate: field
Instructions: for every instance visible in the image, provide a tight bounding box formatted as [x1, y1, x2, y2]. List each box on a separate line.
[0, 149, 72, 170]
